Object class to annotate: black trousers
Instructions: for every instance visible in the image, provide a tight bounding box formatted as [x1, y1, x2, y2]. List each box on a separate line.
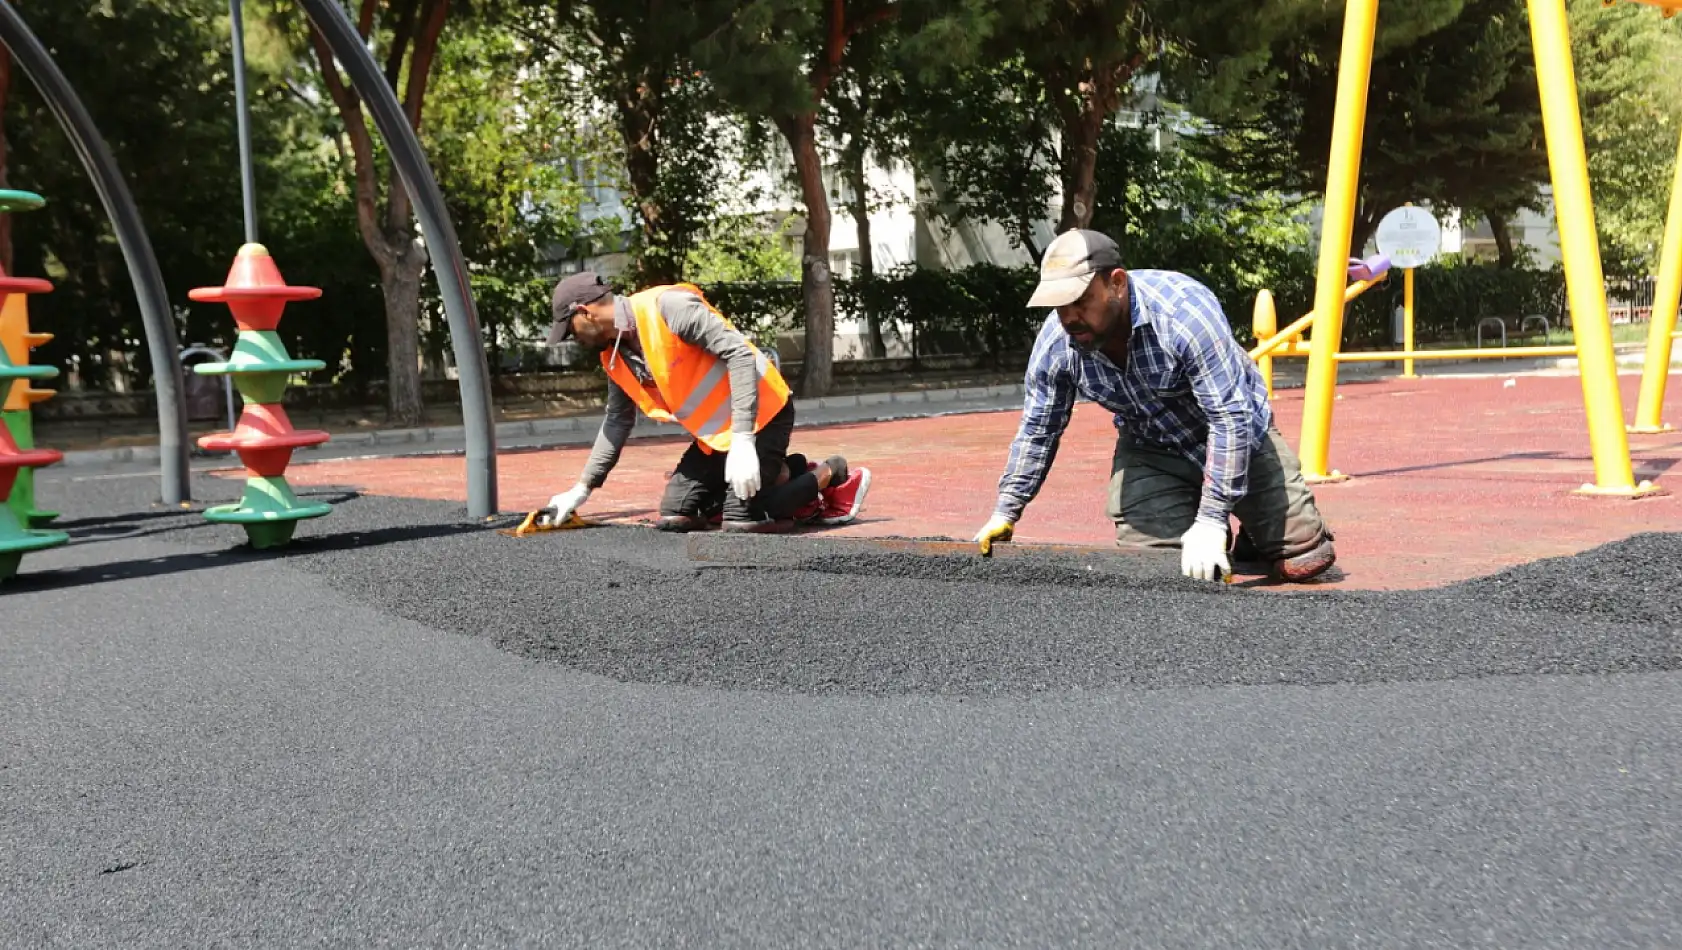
[658, 403, 821, 522]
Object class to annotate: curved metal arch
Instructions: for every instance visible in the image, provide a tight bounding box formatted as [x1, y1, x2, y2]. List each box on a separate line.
[0, 0, 191, 506]
[297, 0, 498, 518]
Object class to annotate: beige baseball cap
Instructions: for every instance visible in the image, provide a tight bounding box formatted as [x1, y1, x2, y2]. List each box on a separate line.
[1027, 229, 1123, 308]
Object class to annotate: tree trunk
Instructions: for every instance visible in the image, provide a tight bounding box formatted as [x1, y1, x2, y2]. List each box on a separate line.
[845, 142, 885, 358]
[1487, 211, 1516, 268]
[1015, 218, 1043, 265]
[379, 243, 427, 427]
[619, 73, 676, 284]
[778, 112, 834, 397]
[1047, 57, 1138, 235]
[306, 0, 442, 429]
[1057, 103, 1104, 233]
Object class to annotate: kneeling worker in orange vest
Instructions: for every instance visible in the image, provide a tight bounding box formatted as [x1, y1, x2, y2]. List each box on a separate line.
[541, 271, 872, 532]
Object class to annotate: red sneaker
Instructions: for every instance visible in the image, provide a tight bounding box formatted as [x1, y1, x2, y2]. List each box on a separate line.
[818, 466, 871, 525]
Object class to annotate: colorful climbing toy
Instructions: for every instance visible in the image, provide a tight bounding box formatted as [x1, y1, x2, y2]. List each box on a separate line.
[0, 190, 60, 530]
[190, 243, 331, 549]
[0, 189, 69, 582]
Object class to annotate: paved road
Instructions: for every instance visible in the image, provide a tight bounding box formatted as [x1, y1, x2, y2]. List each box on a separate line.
[4, 473, 1681, 947]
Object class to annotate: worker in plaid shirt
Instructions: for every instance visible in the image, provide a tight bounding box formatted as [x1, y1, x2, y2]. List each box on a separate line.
[973, 229, 1337, 583]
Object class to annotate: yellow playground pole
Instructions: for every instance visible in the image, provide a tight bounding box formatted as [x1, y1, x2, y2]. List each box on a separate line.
[1402, 266, 1417, 378]
[1253, 290, 1277, 399]
[1297, 0, 1379, 483]
[1527, 0, 1652, 495]
[1631, 127, 1682, 433]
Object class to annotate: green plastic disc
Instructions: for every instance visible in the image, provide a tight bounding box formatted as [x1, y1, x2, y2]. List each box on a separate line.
[0, 529, 70, 555]
[193, 358, 327, 376]
[0, 190, 45, 214]
[0, 364, 59, 381]
[204, 501, 334, 525]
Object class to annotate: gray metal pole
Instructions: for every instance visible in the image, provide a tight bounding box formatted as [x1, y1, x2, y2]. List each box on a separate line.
[228, 0, 258, 244]
[297, 0, 498, 518]
[0, 0, 191, 506]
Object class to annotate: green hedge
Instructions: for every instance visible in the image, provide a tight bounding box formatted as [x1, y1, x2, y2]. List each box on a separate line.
[1266, 263, 1567, 349]
[699, 261, 1571, 359]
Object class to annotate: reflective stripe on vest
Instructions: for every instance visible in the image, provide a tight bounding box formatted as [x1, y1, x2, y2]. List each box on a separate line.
[601, 283, 791, 452]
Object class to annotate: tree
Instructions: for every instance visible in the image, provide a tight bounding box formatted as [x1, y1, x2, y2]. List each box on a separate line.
[7, 0, 332, 390]
[291, 0, 454, 427]
[898, 56, 1059, 262]
[1, 43, 14, 275]
[894, 1, 1328, 265]
[1572, 0, 1682, 271]
[1008, 0, 1157, 233]
[1192, 0, 1554, 257]
[692, 0, 991, 397]
[1091, 115, 1314, 318]
[826, 27, 909, 357]
[419, 13, 611, 369]
[685, 213, 802, 283]
[511, 2, 733, 287]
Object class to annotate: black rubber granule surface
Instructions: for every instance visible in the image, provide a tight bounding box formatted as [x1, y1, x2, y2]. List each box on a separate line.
[25, 477, 1682, 697]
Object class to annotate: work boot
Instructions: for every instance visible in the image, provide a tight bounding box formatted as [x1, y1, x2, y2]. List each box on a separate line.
[656, 514, 710, 533]
[1276, 536, 1336, 583]
[720, 515, 796, 534]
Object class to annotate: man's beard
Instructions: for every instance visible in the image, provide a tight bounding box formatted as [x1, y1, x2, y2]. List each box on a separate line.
[1066, 297, 1127, 355]
[1067, 331, 1099, 353]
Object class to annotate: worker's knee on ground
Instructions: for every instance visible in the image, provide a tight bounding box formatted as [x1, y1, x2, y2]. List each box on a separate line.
[1277, 535, 1336, 582]
[658, 474, 715, 519]
[1113, 512, 1193, 548]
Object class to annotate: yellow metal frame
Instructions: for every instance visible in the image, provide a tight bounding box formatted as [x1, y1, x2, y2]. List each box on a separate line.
[1251, 274, 1389, 399]
[1280, 0, 1662, 496]
[1631, 127, 1682, 433]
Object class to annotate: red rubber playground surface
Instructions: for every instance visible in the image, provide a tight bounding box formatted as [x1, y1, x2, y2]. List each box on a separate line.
[267, 374, 1682, 591]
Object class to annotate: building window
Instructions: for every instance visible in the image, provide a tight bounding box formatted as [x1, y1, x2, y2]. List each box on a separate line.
[830, 249, 860, 280]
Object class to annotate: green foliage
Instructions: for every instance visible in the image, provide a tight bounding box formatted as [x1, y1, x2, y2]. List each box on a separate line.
[685, 215, 801, 284]
[1255, 259, 1565, 350]
[418, 16, 612, 367]
[1091, 119, 1315, 322]
[900, 56, 1057, 257]
[695, 280, 805, 346]
[9, 0, 270, 386]
[1572, 0, 1682, 271]
[1194, 0, 1549, 253]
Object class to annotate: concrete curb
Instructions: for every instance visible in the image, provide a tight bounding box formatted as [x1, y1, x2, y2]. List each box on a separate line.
[53, 382, 1029, 470]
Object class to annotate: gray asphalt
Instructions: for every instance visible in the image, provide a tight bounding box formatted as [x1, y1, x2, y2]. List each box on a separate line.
[5, 469, 1682, 947]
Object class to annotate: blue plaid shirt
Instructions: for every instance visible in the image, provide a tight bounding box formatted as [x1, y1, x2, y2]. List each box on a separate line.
[995, 270, 1273, 526]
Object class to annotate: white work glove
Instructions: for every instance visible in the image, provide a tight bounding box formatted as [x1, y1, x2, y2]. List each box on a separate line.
[1180, 519, 1231, 582]
[725, 432, 762, 501]
[545, 484, 591, 524]
[973, 513, 1016, 556]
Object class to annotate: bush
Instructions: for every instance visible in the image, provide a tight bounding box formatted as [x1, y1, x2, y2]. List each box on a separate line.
[698, 260, 1572, 361]
[701, 264, 1043, 363]
[1263, 259, 1566, 348]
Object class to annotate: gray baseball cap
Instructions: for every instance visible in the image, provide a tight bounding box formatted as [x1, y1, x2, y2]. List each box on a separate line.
[547, 271, 613, 344]
[1027, 229, 1123, 308]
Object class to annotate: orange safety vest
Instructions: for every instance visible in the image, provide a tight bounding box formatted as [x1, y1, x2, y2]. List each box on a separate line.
[601, 283, 791, 453]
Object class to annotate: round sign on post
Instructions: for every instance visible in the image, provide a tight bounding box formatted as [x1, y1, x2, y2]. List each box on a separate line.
[1374, 205, 1442, 379]
[1374, 206, 1442, 269]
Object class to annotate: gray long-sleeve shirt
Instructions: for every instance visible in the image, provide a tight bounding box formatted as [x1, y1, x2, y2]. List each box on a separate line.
[578, 290, 764, 489]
